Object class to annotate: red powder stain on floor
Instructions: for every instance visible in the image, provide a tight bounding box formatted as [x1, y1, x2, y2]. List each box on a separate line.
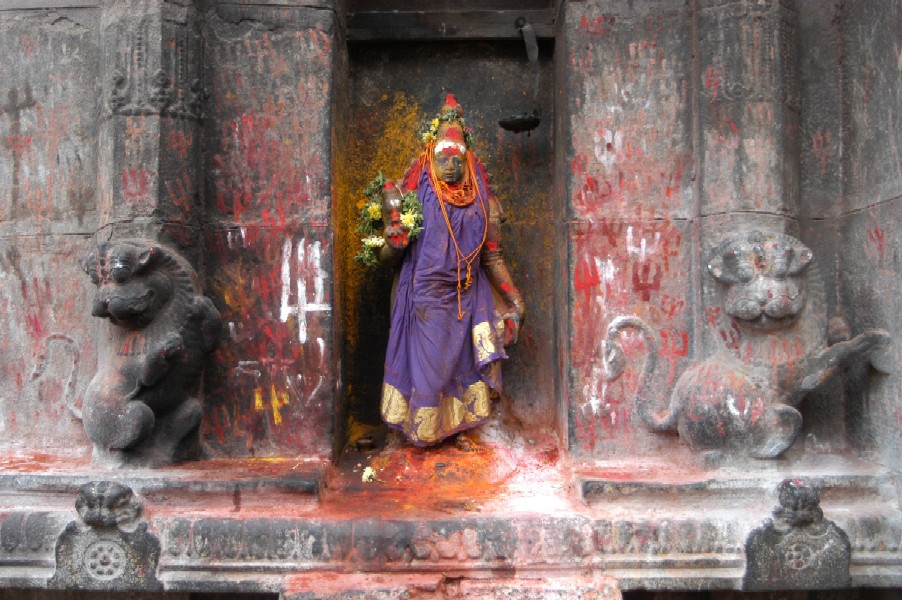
[309, 422, 575, 519]
[322, 439, 521, 516]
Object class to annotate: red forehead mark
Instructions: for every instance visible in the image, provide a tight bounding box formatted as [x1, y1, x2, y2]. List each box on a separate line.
[445, 128, 463, 141]
[440, 146, 462, 157]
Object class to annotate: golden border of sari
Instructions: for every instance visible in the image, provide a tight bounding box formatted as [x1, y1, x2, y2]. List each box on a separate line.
[381, 380, 495, 444]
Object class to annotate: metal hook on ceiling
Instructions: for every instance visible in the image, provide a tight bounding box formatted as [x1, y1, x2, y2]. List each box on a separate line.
[498, 19, 541, 134]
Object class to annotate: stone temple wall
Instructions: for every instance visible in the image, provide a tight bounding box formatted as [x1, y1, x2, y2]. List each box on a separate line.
[0, 0, 899, 598]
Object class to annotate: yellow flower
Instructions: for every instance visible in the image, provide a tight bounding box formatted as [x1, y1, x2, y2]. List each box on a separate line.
[431, 118, 440, 130]
[421, 132, 435, 143]
[400, 212, 417, 229]
[366, 202, 382, 220]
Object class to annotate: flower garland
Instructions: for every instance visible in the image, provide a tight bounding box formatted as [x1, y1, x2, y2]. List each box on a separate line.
[354, 172, 424, 268]
[419, 105, 475, 148]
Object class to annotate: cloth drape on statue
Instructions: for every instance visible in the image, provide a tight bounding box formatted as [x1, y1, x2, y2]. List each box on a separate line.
[380, 165, 506, 445]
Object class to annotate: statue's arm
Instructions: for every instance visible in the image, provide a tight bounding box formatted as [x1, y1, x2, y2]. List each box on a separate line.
[378, 178, 411, 269]
[379, 240, 407, 268]
[139, 334, 185, 388]
[482, 196, 526, 345]
[797, 328, 891, 392]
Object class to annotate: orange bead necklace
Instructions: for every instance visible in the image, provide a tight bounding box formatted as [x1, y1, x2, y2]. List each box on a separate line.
[421, 142, 488, 320]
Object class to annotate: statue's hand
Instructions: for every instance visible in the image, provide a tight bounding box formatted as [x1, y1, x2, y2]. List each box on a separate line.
[501, 305, 525, 347]
[159, 333, 186, 360]
[384, 225, 409, 251]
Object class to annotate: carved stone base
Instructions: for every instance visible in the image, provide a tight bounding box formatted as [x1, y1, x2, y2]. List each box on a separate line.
[744, 480, 852, 590]
[50, 522, 162, 591]
[0, 455, 898, 594]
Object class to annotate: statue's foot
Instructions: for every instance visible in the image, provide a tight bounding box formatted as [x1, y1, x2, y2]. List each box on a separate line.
[381, 430, 405, 453]
[109, 402, 155, 450]
[752, 405, 802, 459]
[164, 399, 204, 464]
[455, 432, 477, 452]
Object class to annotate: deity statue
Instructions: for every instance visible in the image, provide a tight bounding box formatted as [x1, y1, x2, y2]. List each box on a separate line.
[377, 95, 525, 449]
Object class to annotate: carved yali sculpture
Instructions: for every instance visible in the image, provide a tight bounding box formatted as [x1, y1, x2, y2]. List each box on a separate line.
[81, 240, 222, 466]
[603, 230, 890, 459]
[744, 479, 850, 590]
[50, 482, 162, 590]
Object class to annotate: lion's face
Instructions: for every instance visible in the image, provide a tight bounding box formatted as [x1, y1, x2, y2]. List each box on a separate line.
[81, 242, 173, 329]
[708, 231, 812, 332]
[75, 481, 140, 527]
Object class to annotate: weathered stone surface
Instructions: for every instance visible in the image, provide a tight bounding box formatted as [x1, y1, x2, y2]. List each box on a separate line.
[561, 0, 694, 221]
[840, 1, 902, 213]
[199, 1, 341, 459]
[96, 0, 203, 228]
[0, 235, 94, 456]
[797, 1, 843, 221]
[558, 0, 698, 461]
[203, 224, 334, 457]
[203, 3, 335, 226]
[0, 7, 100, 232]
[567, 217, 695, 458]
[838, 201, 902, 461]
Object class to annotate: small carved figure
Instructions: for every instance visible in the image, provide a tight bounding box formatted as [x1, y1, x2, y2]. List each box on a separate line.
[744, 479, 851, 589]
[377, 95, 526, 448]
[81, 239, 222, 466]
[603, 230, 889, 459]
[75, 481, 141, 527]
[51, 481, 162, 590]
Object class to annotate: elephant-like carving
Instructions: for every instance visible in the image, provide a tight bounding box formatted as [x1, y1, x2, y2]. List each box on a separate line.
[81, 239, 222, 466]
[603, 230, 890, 459]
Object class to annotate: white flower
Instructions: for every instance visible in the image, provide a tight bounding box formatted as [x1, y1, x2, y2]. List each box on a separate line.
[362, 235, 385, 248]
[362, 466, 377, 482]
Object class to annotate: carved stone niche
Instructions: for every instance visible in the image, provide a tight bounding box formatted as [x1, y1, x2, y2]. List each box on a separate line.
[80, 239, 222, 467]
[603, 230, 891, 459]
[744, 479, 851, 590]
[50, 481, 162, 591]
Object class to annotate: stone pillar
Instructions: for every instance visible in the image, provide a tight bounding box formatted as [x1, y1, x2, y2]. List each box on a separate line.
[97, 0, 203, 256]
[200, 1, 342, 458]
[836, 0, 902, 462]
[556, 0, 696, 459]
[698, 0, 801, 224]
[697, 0, 803, 341]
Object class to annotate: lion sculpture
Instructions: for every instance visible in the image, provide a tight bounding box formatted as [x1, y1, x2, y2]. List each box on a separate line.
[80, 239, 222, 466]
[603, 230, 890, 459]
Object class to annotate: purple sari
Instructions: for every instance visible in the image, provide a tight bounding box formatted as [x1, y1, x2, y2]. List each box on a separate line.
[380, 166, 507, 445]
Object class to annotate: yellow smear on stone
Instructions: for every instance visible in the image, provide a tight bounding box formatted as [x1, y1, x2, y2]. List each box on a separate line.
[346, 416, 379, 444]
[333, 92, 423, 423]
